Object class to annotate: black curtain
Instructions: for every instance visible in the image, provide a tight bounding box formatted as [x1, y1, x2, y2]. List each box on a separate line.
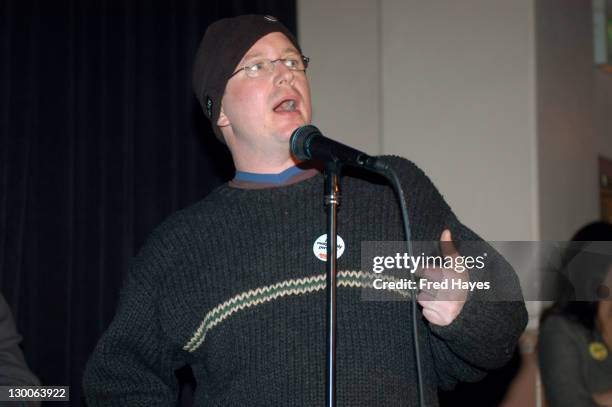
[0, 1, 296, 405]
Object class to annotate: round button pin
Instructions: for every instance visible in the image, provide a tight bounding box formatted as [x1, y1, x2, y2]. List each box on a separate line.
[313, 234, 345, 261]
[589, 341, 608, 361]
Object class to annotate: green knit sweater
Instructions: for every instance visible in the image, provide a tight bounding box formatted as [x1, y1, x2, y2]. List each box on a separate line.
[83, 156, 527, 406]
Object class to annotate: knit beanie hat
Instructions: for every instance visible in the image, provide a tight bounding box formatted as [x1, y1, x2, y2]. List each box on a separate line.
[192, 14, 301, 143]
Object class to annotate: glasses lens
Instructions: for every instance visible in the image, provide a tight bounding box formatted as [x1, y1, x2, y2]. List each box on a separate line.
[281, 56, 303, 71]
[244, 60, 270, 78]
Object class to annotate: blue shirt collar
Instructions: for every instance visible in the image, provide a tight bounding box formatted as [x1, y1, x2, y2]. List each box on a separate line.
[233, 165, 306, 185]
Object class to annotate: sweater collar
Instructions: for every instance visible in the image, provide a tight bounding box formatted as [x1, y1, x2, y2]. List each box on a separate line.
[229, 166, 320, 190]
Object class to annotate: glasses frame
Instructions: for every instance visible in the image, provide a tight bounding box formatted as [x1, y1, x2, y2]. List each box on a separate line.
[228, 55, 310, 80]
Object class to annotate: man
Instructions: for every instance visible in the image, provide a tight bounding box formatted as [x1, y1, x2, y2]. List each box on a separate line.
[83, 15, 527, 406]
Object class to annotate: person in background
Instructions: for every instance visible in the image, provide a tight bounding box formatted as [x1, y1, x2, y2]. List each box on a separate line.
[539, 221, 612, 406]
[0, 293, 40, 407]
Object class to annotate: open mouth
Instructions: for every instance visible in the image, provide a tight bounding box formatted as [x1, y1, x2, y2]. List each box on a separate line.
[273, 99, 298, 113]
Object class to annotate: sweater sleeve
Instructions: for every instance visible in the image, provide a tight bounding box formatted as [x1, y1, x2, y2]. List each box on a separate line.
[0, 294, 40, 387]
[427, 221, 527, 379]
[384, 156, 528, 387]
[538, 316, 600, 407]
[83, 224, 187, 406]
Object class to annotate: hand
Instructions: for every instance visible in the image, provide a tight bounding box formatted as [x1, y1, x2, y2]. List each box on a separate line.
[416, 229, 468, 326]
[593, 390, 612, 406]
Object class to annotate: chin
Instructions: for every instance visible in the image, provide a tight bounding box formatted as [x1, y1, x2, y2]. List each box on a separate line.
[278, 122, 306, 138]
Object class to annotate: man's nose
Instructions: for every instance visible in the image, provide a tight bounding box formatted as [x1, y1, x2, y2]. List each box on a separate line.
[273, 61, 294, 84]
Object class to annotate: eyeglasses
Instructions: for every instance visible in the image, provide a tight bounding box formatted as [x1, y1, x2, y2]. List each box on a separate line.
[228, 55, 310, 79]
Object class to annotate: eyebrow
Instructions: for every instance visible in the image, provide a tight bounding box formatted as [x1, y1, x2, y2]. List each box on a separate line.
[241, 47, 300, 63]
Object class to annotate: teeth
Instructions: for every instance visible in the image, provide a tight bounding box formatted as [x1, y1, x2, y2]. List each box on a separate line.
[276, 100, 296, 112]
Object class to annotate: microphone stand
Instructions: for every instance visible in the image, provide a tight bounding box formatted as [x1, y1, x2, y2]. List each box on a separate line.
[324, 162, 341, 407]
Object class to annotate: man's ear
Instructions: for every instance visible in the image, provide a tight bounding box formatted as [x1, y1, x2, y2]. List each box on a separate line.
[217, 105, 230, 127]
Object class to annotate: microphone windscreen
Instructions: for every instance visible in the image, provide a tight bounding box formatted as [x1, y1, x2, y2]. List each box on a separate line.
[290, 125, 321, 160]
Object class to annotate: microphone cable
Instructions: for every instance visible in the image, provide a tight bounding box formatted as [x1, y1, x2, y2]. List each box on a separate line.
[376, 162, 426, 407]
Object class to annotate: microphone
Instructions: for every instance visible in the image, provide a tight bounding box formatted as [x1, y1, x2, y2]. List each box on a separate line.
[290, 125, 386, 172]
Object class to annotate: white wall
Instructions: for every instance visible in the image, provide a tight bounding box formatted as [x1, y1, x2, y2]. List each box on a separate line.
[297, 0, 381, 155]
[380, 0, 537, 241]
[299, 0, 537, 241]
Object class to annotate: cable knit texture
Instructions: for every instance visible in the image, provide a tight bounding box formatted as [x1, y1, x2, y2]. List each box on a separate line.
[83, 156, 527, 406]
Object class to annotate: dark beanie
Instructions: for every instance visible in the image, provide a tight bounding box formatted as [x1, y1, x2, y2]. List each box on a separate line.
[192, 15, 302, 143]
